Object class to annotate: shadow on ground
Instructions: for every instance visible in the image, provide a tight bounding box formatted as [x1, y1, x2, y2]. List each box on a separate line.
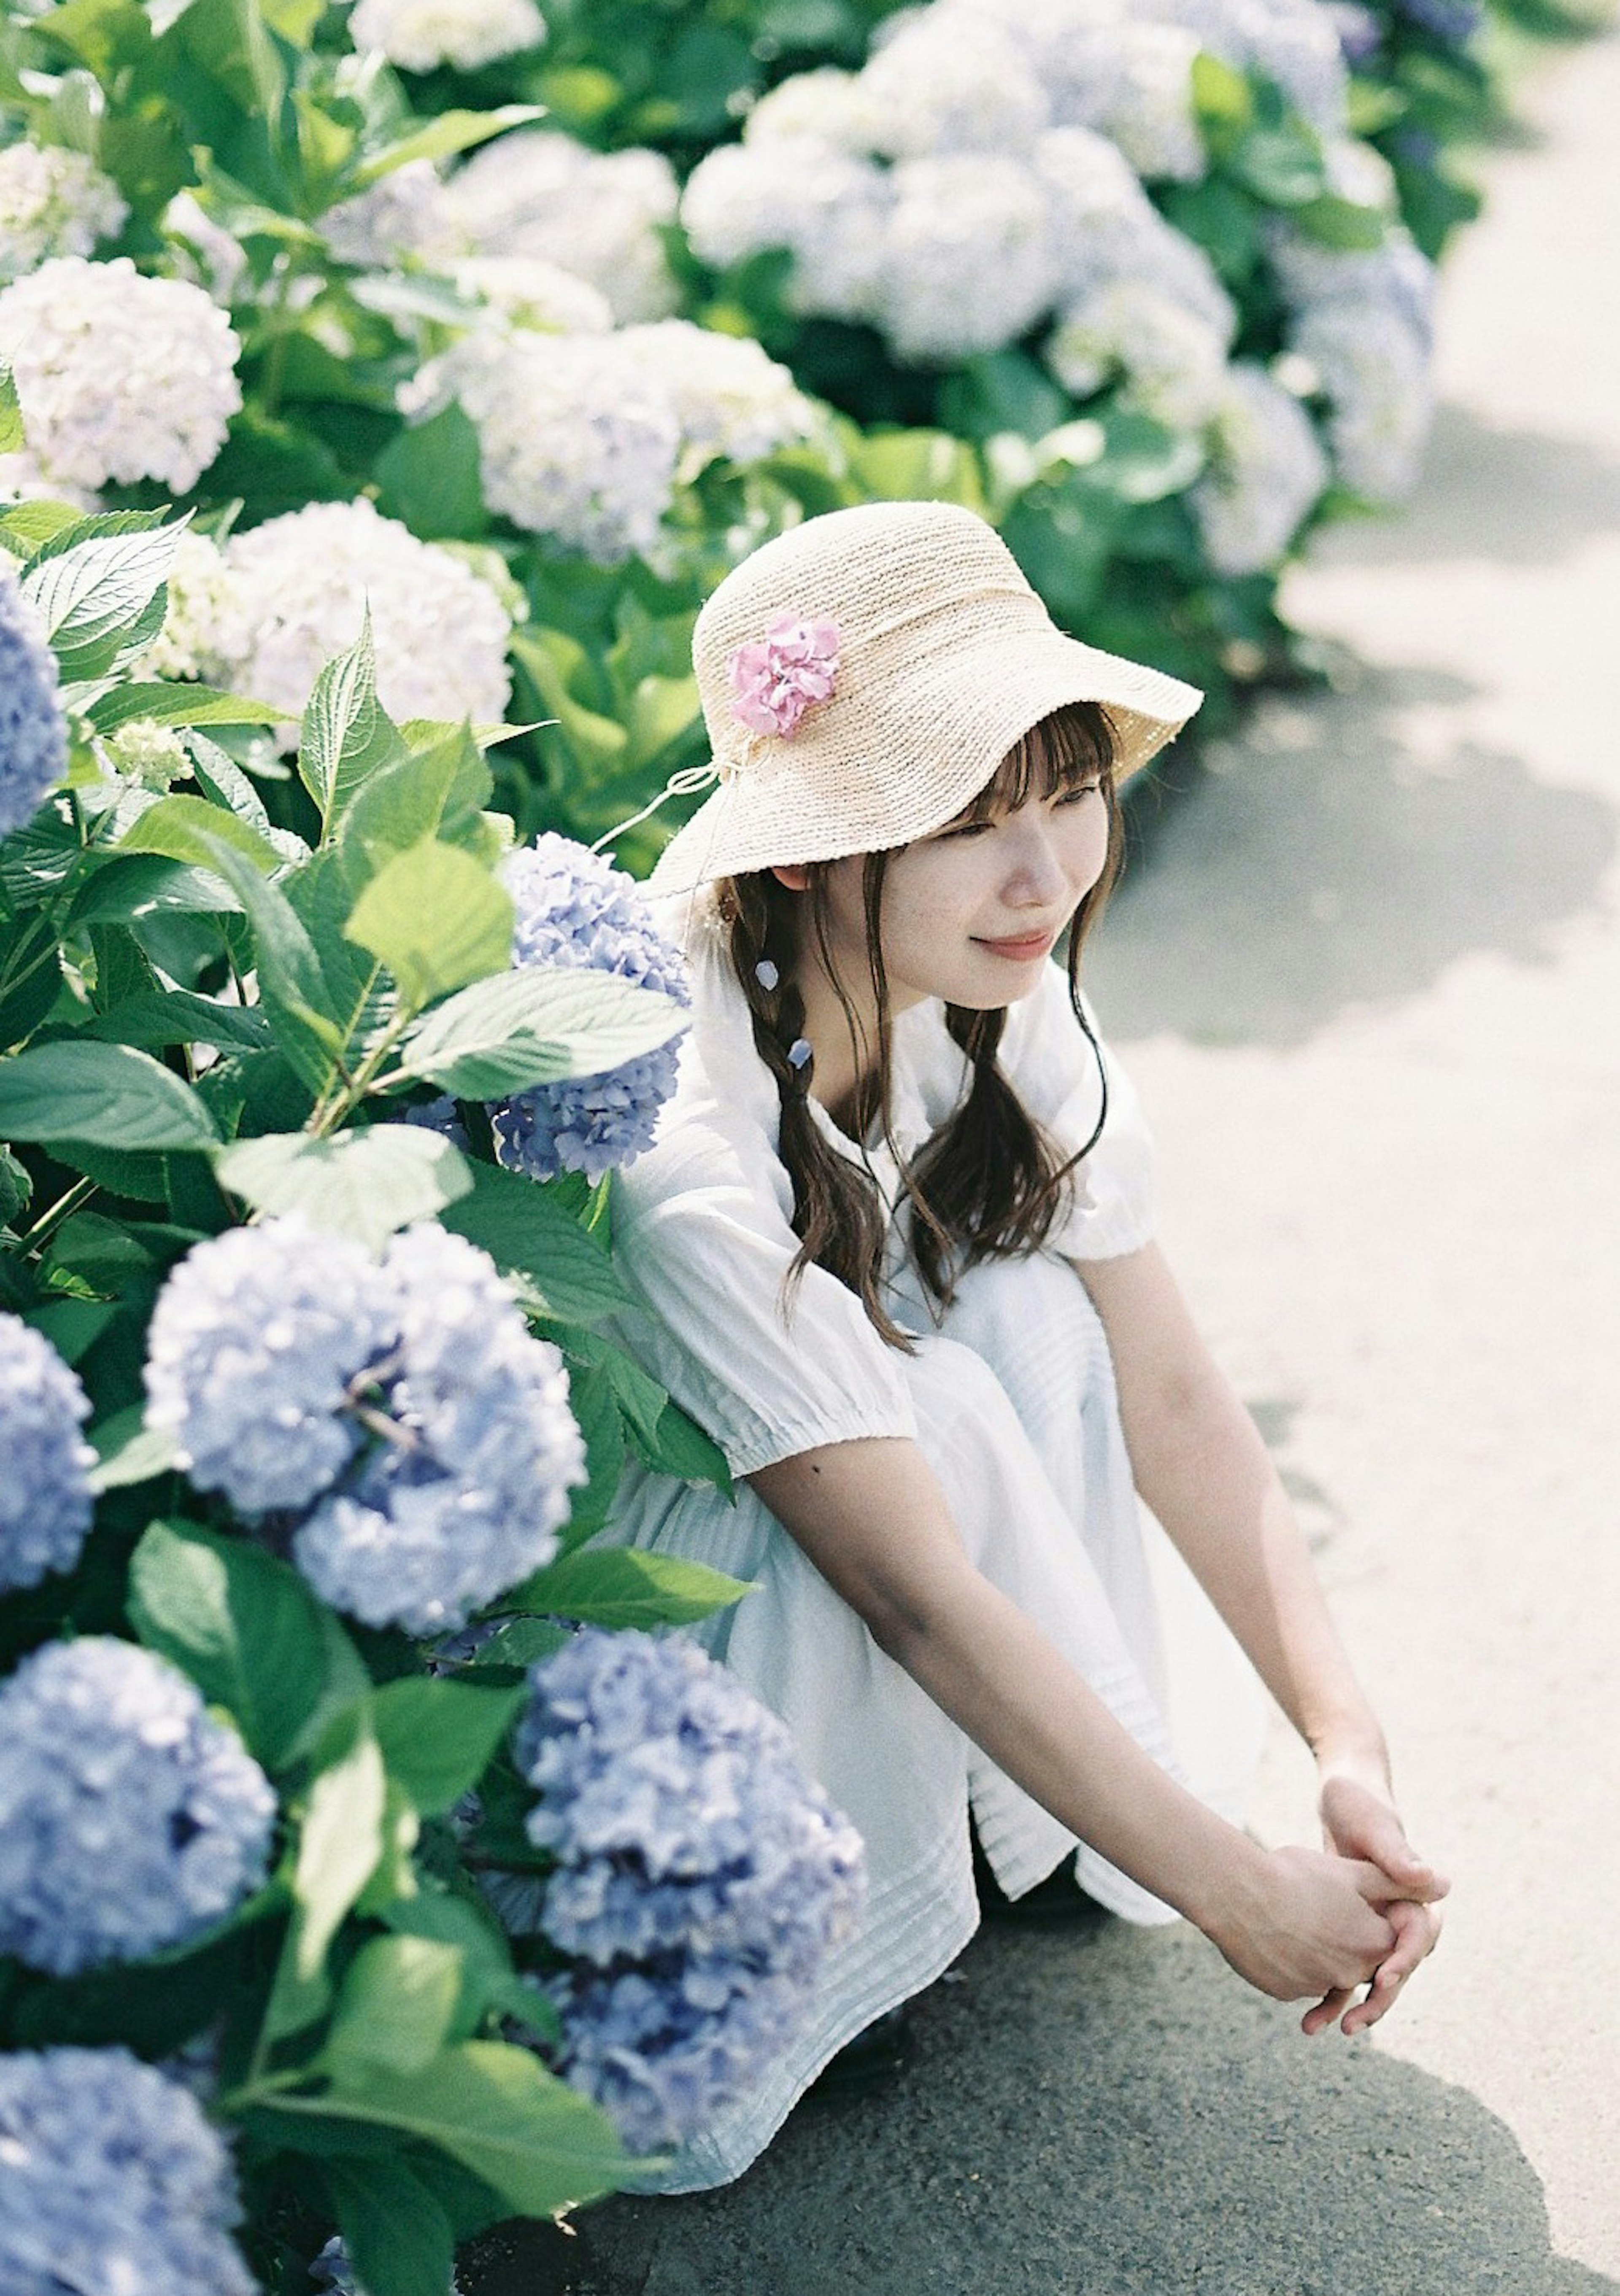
[1305, 404, 1620, 571]
[1086, 663, 1617, 1048]
[463, 1917, 1615, 2296]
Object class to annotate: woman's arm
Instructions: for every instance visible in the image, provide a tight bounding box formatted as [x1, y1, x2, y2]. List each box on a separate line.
[1077, 1242, 1446, 2031]
[749, 1437, 1426, 2021]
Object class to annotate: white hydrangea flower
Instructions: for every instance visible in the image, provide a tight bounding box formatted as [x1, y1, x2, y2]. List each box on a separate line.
[874, 153, 1056, 363]
[1048, 280, 1231, 428]
[741, 67, 879, 153]
[1101, 22, 1205, 182]
[1290, 300, 1430, 500]
[322, 159, 464, 267]
[1033, 127, 1231, 336]
[1271, 225, 1435, 348]
[448, 133, 679, 323]
[452, 255, 612, 335]
[348, 0, 544, 71]
[213, 499, 513, 734]
[0, 258, 240, 494]
[133, 530, 246, 684]
[680, 138, 891, 323]
[102, 719, 191, 790]
[856, 13, 1050, 158]
[1141, 0, 1347, 132]
[161, 191, 248, 306]
[0, 446, 97, 510]
[405, 331, 680, 562]
[1191, 361, 1328, 574]
[1320, 134, 1398, 213]
[615, 321, 812, 469]
[0, 144, 127, 281]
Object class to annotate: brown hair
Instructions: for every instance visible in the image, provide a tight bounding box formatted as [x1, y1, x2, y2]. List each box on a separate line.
[715, 701, 1122, 1348]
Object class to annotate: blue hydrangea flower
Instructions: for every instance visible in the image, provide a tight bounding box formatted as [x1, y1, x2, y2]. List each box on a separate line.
[489, 835, 690, 1186]
[0, 2046, 255, 2296]
[143, 1218, 394, 1517]
[292, 1223, 587, 1635]
[0, 1312, 96, 1592]
[511, 1629, 865, 2150]
[0, 563, 68, 840]
[0, 1636, 276, 1975]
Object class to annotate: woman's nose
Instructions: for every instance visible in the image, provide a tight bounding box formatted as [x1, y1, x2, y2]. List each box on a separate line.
[1000, 821, 1069, 905]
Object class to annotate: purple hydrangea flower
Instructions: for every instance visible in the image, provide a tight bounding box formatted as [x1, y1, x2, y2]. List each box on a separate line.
[489, 835, 690, 1186]
[143, 1218, 394, 1517]
[0, 1313, 96, 1592]
[510, 1629, 865, 2150]
[0, 1637, 276, 1976]
[0, 561, 68, 839]
[0, 2046, 255, 2296]
[292, 1223, 587, 1635]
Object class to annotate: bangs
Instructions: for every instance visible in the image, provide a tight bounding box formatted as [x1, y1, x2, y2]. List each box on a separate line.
[958, 700, 1117, 825]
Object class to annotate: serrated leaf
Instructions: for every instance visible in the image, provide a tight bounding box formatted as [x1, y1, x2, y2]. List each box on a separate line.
[298, 613, 406, 836]
[348, 105, 544, 190]
[81, 988, 273, 1054]
[345, 839, 514, 1013]
[0, 1039, 218, 1150]
[438, 1159, 637, 1325]
[196, 835, 345, 1092]
[369, 1676, 525, 1816]
[264, 1707, 388, 2044]
[0, 358, 22, 456]
[400, 967, 686, 1099]
[21, 518, 188, 681]
[505, 1545, 752, 1628]
[324, 1935, 465, 2082]
[119, 793, 282, 876]
[214, 1126, 472, 1251]
[88, 683, 286, 735]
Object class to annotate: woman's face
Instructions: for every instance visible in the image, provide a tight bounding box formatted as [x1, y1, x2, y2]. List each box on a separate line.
[791, 776, 1111, 1015]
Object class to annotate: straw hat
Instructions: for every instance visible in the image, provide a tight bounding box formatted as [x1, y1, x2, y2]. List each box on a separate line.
[643, 499, 1202, 897]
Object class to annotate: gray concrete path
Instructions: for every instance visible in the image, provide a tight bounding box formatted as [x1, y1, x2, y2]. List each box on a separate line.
[470, 43, 1620, 2293]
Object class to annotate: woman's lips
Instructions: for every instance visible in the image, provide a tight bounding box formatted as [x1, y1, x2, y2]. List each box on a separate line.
[972, 928, 1057, 961]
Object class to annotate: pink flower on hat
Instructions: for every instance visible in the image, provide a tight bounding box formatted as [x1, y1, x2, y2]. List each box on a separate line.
[727, 613, 841, 739]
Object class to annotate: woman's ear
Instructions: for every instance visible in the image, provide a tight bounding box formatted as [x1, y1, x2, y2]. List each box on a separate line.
[769, 863, 812, 892]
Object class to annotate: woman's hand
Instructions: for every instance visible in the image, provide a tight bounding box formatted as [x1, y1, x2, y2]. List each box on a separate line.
[1302, 1762, 1449, 2037]
[1201, 1843, 1410, 2009]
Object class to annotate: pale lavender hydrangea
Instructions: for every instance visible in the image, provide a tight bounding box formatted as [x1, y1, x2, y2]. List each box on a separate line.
[143, 1219, 395, 1517]
[0, 2047, 255, 2296]
[292, 1223, 586, 1634]
[0, 1314, 95, 1592]
[513, 1629, 866, 2151]
[490, 837, 690, 1186]
[145, 1218, 586, 1635]
[0, 1637, 276, 1975]
[0, 563, 69, 837]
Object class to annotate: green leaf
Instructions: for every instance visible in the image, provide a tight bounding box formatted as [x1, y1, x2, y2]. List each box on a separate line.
[178, 0, 285, 119]
[462, 1615, 570, 1668]
[508, 628, 627, 778]
[438, 1158, 638, 1326]
[278, 2040, 630, 2212]
[21, 518, 187, 681]
[323, 2158, 457, 2296]
[0, 1040, 219, 1150]
[214, 1126, 472, 1251]
[67, 854, 245, 925]
[25, 1296, 116, 1364]
[81, 988, 273, 1054]
[195, 835, 345, 1092]
[373, 402, 488, 542]
[88, 684, 286, 735]
[119, 793, 282, 876]
[369, 1676, 525, 1816]
[0, 358, 22, 456]
[298, 612, 406, 837]
[348, 106, 545, 191]
[345, 839, 514, 1013]
[88, 1405, 178, 1491]
[850, 429, 989, 515]
[127, 1518, 356, 1771]
[551, 1361, 625, 1550]
[507, 1545, 752, 1628]
[589, 1338, 731, 1490]
[340, 721, 492, 868]
[265, 1707, 388, 2044]
[400, 967, 686, 1099]
[1291, 193, 1388, 251]
[324, 1935, 465, 2081]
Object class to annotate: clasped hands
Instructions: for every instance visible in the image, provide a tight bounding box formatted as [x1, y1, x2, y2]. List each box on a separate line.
[1304, 1759, 1449, 2039]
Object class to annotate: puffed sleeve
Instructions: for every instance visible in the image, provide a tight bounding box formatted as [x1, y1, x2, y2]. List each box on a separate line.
[997, 959, 1157, 1261]
[608, 962, 918, 1479]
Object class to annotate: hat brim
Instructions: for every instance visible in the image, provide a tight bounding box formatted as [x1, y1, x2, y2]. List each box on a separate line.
[645, 623, 1201, 897]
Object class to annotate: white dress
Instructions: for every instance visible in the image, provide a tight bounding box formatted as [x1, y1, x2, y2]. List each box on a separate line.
[596, 894, 1265, 2192]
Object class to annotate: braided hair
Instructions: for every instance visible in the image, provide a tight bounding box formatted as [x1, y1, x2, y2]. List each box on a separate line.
[715, 701, 1122, 1349]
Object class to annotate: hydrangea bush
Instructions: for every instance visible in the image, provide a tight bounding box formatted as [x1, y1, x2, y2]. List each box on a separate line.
[0, 488, 860, 2293]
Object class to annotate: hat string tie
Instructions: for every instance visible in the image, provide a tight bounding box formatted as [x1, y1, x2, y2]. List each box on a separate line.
[590, 761, 730, 857]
